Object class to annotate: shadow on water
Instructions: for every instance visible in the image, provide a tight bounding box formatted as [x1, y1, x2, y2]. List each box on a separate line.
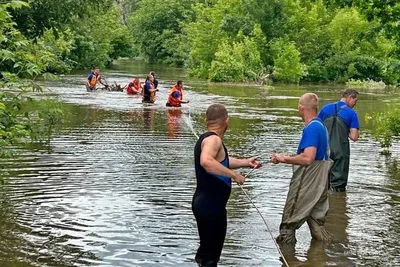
[0, 59, 399, 266]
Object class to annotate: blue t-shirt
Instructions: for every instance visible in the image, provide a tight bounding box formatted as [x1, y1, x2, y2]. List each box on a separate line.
[318, 101, 360, 129]
[144, 82, 152, 93]
[87, 73, 94, 81]
[297, 118, 328, 160]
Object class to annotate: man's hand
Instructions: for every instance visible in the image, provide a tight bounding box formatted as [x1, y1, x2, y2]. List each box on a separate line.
[233, 172, 246, 185]
[270, 154, 286, 164]
[247, 157, 262, 168]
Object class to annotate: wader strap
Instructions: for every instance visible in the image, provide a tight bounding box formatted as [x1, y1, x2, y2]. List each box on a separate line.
[334, 102, 346, 116]
[331, 102, 347, 137]
[308, 120, 331, 160]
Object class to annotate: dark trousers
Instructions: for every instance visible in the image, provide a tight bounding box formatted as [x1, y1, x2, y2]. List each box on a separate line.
[194, 211, 227, 266]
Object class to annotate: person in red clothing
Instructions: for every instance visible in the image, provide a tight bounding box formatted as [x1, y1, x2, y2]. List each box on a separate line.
[127, 77, 142, 95]
[166, 81, 190, 107]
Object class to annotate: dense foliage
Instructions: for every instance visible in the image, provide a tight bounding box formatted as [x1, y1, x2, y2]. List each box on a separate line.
[128, 0, 400, 84]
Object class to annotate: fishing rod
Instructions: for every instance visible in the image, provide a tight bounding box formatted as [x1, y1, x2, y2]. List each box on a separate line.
[185, 108, 290, 267]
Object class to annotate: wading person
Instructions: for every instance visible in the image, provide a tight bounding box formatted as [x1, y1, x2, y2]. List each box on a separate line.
[166, 80, 189, 107]
[150, 71, 158, 89]
[127, 77, 142, 95]
[86, 67, 105, 91]
[318, 89, 360, 192]
[142, 74, 158, 103]
[271, 93, 332, 245]
[193, 104, 261, 267]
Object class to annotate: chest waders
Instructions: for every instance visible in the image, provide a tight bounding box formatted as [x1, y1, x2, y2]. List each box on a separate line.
[277, 120, 333, 244]
[323, 103, 350, 191]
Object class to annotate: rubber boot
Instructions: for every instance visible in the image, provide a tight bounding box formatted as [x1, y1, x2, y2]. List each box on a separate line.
[276, 228, 297, 244]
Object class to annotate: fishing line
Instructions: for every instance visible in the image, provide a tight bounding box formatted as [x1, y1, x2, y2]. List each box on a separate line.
[185, 107, 290, 267]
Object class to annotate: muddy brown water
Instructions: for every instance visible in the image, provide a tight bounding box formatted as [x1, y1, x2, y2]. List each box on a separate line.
[1, 59, 399, 267]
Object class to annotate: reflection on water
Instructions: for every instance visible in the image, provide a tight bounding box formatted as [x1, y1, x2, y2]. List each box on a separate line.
[0, 60, 399, 266]
[167, 109, 183, 139]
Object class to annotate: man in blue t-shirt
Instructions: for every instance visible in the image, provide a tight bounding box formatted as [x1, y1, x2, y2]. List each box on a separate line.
[271, 93, 331, 245]
[318, 89, 360, 192]
[272, 93, 328, 165]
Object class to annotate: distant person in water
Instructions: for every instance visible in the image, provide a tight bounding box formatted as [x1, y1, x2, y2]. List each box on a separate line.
[142, 74, 158, 103]
[166, 81, 190, 107]
[193, 104, 261, 267]
[86, 67, 105, 91]
[127, 77, 142, 95]
[150, 71, 159, 89]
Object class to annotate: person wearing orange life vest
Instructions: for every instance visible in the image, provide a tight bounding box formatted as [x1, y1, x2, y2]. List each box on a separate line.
[166, 81, 190, 107]
[127, 77, 142, 95]
[86, 67, 105, 91]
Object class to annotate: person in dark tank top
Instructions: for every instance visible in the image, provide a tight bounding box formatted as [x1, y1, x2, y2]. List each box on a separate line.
[192, 104, 261, 267]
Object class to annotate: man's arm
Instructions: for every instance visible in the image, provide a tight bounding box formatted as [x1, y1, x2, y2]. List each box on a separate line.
[200, 135, 245, 184]
[86, 75, 92, 87]
[349, 112, 360, 141]
[229, 157, 261, 169]
[271, 147, 317, 166]
[349, 128, 359, 142]
[98, 76, 106, 86]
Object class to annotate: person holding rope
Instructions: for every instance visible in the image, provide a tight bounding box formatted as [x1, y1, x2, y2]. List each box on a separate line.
[166, 80, 189, 107]
[271, 93, 332, 245]
[192, 104, 261, 267]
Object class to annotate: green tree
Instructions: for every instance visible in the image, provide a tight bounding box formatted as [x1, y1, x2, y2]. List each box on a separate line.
[1, 1, 67, 158]
[11, 0, 112, 38]
[271, 40, 306, 83]
[209, 27, 264, 82]
[128, 0, 195, 65]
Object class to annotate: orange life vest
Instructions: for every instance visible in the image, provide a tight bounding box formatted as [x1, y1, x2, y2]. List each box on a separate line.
[89, 73, 98, 87]
[167, 85, 182, 107]
[127, 79, 141, 94]
[133, 80, 141, 90]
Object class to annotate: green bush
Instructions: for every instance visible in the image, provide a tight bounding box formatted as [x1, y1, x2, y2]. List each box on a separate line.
[209, 32, 264, 82]
[271, 40, 306, 83]
[367, 108, 400, 152]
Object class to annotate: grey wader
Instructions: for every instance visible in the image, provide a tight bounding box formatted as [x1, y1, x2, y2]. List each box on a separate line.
[277, 120, 333, 244]
[323, 103, 350, 191]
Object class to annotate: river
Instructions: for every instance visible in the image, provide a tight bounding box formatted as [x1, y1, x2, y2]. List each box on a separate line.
[0, 59, 399, 267]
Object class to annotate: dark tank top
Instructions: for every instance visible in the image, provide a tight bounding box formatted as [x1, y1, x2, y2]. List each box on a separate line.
[193, 132, 231, 213]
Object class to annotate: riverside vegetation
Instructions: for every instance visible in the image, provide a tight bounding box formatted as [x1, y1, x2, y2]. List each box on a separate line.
[1, 0, 400, 158]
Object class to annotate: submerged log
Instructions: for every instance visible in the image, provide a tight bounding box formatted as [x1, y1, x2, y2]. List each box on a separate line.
[99, 82, 126, 92]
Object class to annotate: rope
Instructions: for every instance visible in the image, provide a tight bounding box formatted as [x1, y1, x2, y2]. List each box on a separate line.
[185, 110, 290, 267]
[240, 167, 290, 267]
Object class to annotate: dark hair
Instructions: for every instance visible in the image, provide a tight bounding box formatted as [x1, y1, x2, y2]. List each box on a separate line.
[206, 104, 228, 123]
[177, 80, 183, 86]
[150, 71, 155, 76]
[342, 89, 359, 98]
